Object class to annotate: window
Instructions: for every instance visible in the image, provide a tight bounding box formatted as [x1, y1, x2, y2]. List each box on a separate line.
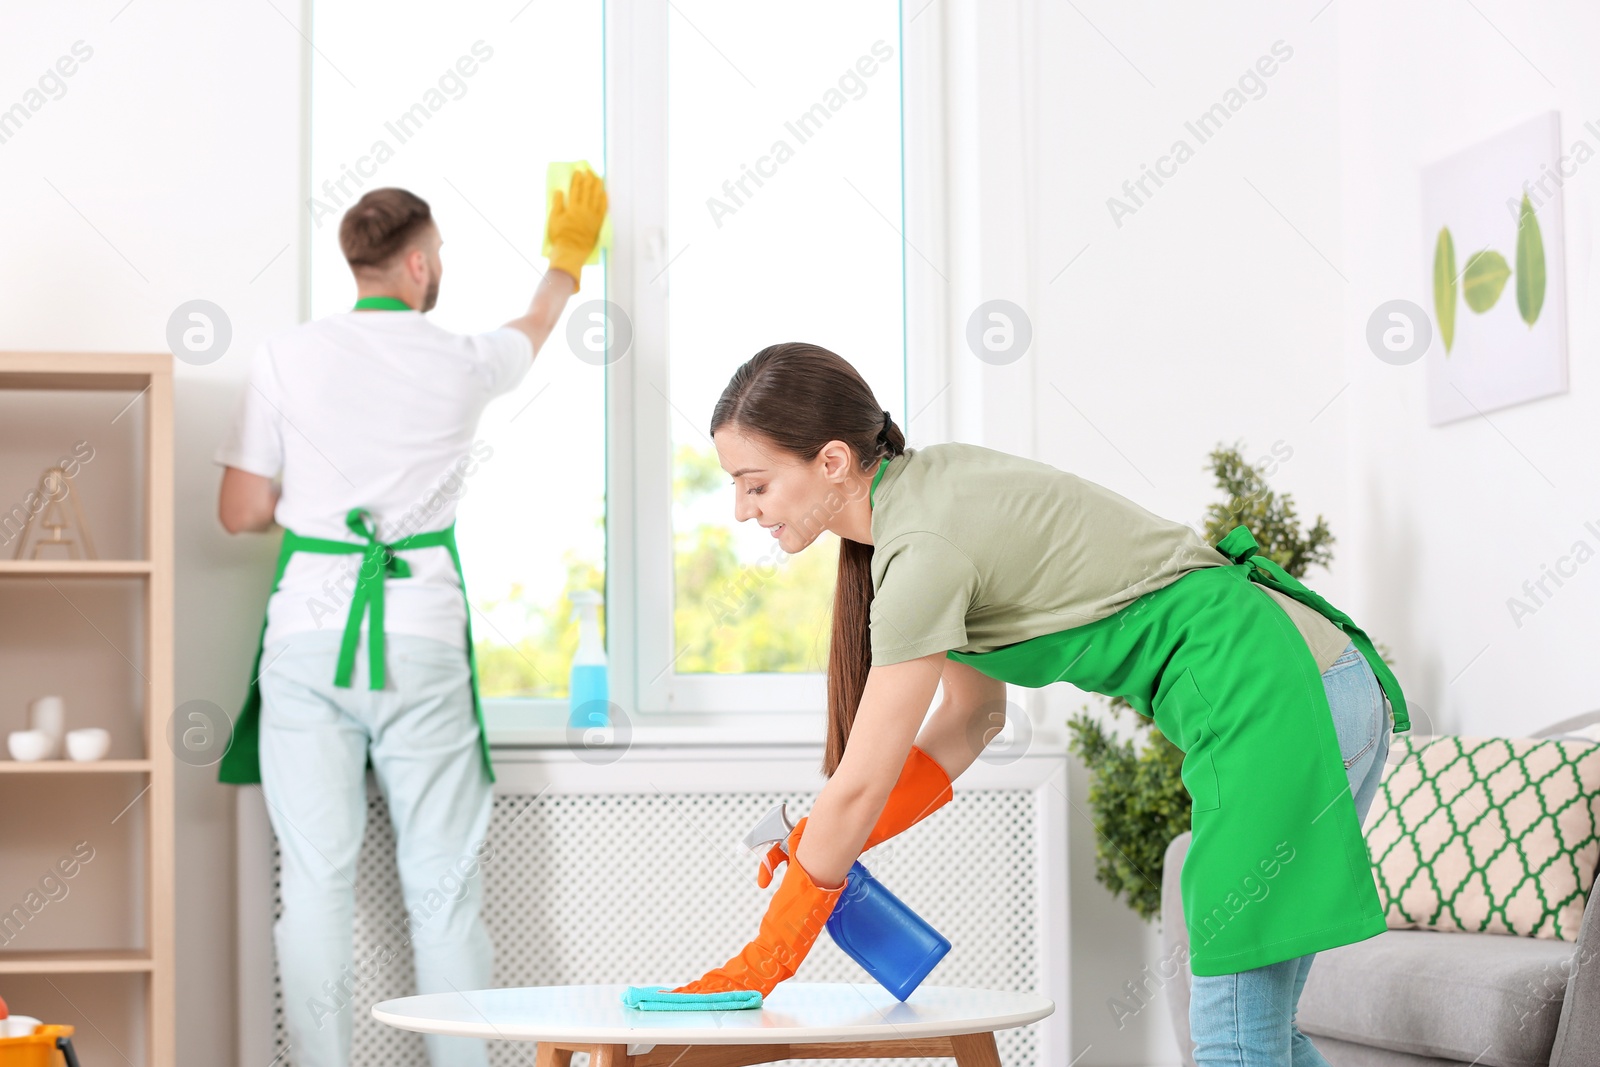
[638, 0, 909, 713]
[310, 2, 913, 724]
[309, 1, 606, 702]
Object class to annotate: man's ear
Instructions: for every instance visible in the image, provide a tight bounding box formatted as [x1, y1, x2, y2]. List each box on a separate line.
[407, 246, 430, 284]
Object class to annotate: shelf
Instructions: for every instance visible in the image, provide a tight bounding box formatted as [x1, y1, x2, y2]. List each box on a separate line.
[0, 352, 167, 391]
[0, 950, 153, 974]
[0, 560, 151, 577]
[0, 349, 174, 1064]
[0, 760, 150, 773]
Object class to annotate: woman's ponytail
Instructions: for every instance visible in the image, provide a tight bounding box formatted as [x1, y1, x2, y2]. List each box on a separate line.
[710, 343, 904, 777]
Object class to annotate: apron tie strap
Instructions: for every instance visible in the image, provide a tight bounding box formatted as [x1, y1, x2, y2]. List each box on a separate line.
[1215, 523, 1411, 732]
[336, 508, 413, 691]
[1214, 524, 1261, 563]
[219, 511, 480, 785]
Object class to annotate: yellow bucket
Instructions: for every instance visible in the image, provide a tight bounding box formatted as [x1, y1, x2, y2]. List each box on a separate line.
[0, 1024, 76, 1067]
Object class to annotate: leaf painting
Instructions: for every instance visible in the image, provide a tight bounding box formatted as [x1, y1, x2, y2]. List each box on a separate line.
[1433, 226, 1456, 353]
[1515, 192, 1546, 326]
[1462, 249, 1511, 313]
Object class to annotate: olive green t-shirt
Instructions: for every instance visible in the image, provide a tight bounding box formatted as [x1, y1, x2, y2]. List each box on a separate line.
[867, 443, 1351, 672]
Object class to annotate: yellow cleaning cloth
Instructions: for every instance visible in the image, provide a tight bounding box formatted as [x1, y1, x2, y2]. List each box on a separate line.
[543, 160, 613, 265]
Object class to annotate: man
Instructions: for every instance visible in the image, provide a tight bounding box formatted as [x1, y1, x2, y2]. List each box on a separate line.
[214, 172, 607, 1067]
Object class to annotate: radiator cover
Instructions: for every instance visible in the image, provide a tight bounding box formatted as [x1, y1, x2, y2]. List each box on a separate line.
[239, 746, 1069, 1067]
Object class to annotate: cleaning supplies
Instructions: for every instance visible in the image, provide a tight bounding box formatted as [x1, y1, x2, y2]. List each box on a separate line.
[0, 994, 82, 1067]
[745, 801, 951, 1001]
[568, 589, 608, 731]
[825, 860, 952, 1001]
[620, 986, 762, 1011]
[544, 161, 613, 266]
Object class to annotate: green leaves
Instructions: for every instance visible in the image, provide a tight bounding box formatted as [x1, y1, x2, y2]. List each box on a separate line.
[1462, 249, 1511, 313]
[1431, 191, 1550, 355]
[1516, 192, 1546, 326]
[1434, 227, 1456, 353]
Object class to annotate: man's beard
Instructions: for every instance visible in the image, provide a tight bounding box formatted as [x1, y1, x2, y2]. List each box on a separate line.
[421, 270, 440, 312]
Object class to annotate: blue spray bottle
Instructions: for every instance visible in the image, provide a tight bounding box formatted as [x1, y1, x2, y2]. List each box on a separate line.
[567, 589, 609, 731]
[744, 802, 951, 1001]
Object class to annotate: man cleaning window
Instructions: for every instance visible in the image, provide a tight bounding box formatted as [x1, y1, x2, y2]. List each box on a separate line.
[213, 171, 608, 1067]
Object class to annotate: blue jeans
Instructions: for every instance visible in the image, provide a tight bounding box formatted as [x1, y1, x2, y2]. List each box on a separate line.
[259, 630, 494, 1067]
[1188, 641, 1392, 1067]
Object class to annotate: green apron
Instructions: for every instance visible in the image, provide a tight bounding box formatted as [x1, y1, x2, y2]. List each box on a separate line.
[218, 506, 493, 785]
[218, 295, 493, 786]
[915, 464, 1409, 974]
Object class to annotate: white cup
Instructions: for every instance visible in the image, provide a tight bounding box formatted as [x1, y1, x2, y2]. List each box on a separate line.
[1, 1016, 42, 1038]
[28, 695, 65, 758]
[7, 730, 52, 761]
[65, 727, 111, 762]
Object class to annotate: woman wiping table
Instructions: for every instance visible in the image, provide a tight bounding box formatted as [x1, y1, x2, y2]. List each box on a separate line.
[667, 341, 1408, 1067]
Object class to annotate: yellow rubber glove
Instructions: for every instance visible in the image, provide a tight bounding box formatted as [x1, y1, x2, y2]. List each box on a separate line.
[546, 167, 608, 290]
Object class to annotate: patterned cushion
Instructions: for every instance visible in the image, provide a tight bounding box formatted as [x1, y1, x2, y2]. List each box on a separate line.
[1363, 735, 1600, 940]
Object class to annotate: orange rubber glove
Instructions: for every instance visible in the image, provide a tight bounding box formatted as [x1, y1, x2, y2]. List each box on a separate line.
[546, 167, 608, 290]
[756, 745, 953, 889]
[671, 816, 844, 997]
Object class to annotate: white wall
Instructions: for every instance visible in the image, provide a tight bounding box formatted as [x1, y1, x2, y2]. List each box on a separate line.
[1337, 0, 1600, 738]
[1005, 3, 1345, 1063]
[1002, 2, 1598, 1064]
[1, 3, 302, 1065]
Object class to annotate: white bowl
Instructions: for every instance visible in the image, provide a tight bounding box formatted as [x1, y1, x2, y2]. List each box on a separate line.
[1, 1016, 41, 1038]
[8, 730, 53, 761]
[65, 727, 111, 762]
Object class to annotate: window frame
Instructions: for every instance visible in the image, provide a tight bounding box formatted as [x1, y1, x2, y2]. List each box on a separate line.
[603, 0, 947, 723]
[301, 2, 947, 736]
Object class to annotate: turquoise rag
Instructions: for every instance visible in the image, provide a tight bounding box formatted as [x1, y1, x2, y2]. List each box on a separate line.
[620, 985, 763, 1011]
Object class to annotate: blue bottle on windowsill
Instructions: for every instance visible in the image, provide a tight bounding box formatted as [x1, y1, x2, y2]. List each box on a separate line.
[567, 589, 609, 731]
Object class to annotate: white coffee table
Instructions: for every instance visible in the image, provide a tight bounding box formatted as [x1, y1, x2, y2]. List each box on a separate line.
[372, 982, 1054, 1066]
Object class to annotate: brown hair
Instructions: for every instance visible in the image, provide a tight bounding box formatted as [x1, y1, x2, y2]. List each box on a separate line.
[339, 188, 434, 271]
[710, 342, 905, 778]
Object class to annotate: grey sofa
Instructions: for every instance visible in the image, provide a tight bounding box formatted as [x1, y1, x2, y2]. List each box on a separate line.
[1159, 711, 1600, 1067]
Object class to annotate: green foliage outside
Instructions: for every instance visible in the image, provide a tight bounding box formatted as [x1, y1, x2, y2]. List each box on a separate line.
[474, 552, 605, 698]
[474, 443, 837, 696]
[1066, 441, 1360, 923]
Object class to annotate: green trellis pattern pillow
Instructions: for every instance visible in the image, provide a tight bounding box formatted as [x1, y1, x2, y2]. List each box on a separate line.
[1362, 735, 1600, 940]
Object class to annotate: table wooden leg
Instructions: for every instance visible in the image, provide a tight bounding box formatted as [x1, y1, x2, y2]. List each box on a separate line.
[534, 1042, 575, 1067]
[949, 1031, 1002, 1067]
[589, 1043, 632, 1067]
[541, 1033, 999, 1067]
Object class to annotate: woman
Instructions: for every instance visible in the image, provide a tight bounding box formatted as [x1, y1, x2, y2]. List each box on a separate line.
[672, 342, 1407, 1066]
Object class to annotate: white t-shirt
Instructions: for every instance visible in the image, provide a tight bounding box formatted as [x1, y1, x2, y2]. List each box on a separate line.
[214, 310, 533, 650]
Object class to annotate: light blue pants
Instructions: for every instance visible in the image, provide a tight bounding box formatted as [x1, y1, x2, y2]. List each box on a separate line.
[258, 630, 494, 1067]
[1189, 641, 1393, 1067]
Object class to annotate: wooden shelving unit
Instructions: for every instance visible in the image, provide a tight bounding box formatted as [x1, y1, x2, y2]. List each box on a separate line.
[0, 561, 155, 577]
[0, 951, 155, 975]
[0, 760, 153, 774]
[0, 351, 173, 1066]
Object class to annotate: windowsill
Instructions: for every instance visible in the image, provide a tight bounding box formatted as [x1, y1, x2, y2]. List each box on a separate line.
[484, 701, 828, 748]
[484, 701, 1066, 756]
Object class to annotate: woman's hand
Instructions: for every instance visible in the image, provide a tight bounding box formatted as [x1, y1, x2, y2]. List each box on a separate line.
[669, 817, 843, 997]
[683, 650, 973, 996]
